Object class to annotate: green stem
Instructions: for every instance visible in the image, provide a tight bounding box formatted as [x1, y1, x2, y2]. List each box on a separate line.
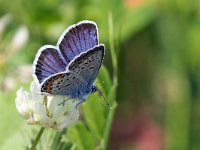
[103, 101, 117, 149]
[103, 11, 119, 149]
[108, 12, 118, 78]
[29, 127, 45, 150]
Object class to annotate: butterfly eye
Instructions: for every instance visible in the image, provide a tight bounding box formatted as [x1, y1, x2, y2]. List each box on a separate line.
[91, 86, 97, 93]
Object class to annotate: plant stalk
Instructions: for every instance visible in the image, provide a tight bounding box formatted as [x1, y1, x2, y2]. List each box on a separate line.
[108, 12, 118, 79]
[29, 127, 45, 150]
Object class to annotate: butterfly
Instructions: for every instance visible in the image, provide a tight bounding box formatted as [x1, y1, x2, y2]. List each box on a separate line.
[33, 20, 106, 106]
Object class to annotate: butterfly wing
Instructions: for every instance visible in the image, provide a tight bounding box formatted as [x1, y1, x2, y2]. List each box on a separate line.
[68, 44, 105, 88]
[57, 21, 98, 63]
[34, 21, 98, 84]
[33, 46, 67, 83]
[41, 72, 86, 98]
[40, 44, 104, 98]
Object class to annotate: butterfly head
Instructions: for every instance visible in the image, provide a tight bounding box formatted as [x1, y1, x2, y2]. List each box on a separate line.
[90, 85, 97, 93]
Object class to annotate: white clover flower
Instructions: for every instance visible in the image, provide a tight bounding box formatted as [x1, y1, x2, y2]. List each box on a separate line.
[15, 80, 80, 131]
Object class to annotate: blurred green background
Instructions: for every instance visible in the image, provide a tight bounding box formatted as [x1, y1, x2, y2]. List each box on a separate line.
[0, 0, 200, 149]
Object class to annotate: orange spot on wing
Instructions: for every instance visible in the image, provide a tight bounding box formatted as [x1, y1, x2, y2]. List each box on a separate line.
[44, 74, 65, 94]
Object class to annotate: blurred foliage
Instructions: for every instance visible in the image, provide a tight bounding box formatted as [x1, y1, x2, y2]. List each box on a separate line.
[0, 0, 200, 150]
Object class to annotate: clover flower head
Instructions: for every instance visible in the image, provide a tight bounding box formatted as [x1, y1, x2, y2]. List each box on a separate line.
[15, 80, 80, 131]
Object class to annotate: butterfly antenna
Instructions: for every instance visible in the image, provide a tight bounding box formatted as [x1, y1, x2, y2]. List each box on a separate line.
[96, 87, 112, 110]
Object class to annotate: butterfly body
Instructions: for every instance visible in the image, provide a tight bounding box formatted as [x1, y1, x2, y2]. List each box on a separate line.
[33, 21, 104, 102]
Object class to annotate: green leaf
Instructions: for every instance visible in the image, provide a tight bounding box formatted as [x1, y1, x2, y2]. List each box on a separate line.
[51, 130, 72, 150]
[97, 64, 112, 95]
[69, 144, 77, 150]
[82, 93, 107, 140]
[66, 122, 96, 150]
[107, 78, 117, 105]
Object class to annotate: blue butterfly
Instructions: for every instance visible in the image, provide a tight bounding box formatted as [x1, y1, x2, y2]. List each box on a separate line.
[33, 20, 105, 105]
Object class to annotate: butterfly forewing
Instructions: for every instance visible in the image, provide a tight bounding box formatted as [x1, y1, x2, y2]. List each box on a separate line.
[68, 44, 104, 88]
[33, 46, 66, 83]
[58, 21, 98, 62]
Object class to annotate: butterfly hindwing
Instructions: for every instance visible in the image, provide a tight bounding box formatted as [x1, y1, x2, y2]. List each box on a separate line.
[41, 72, 86, 98]
[68, 44, 105, 88]
[33, 46, 67, 83]
[57, 21, 98, 62]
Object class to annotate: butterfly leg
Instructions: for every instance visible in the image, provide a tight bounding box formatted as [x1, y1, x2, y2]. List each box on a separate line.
[58, 98, 71, 106]
[94, 86, 112, 110]
[75, 98, 85, 110]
